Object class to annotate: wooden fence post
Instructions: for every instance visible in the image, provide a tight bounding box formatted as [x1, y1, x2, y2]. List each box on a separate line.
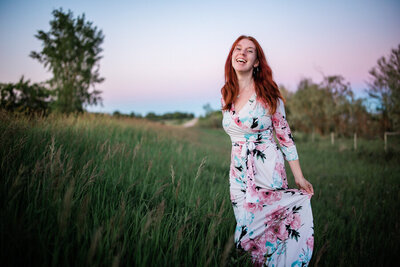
[354, 133, 357, 150]
[331, 132, 334, 145]
[384, 132, 387, 152]
[384, 132, 400, 152]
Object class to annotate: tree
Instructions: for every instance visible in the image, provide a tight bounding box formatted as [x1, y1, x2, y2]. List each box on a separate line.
[202, 103, 214, 117]
[30, 8, 105, 113]
[0, 75, 52, 115]
[320, 75, 354, 136]
[289, 78, 331, 135]
[367, 44, 400, 131]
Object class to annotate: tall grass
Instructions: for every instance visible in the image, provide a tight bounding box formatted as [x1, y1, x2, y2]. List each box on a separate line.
[0, 110, 399, 266]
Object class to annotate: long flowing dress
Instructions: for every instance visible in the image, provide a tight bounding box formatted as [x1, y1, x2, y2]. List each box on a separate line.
[222, 93, 314, 266]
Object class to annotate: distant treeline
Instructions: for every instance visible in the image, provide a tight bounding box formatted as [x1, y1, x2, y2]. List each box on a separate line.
[281, 75, 374, 137]
[112, 110, 194, 121]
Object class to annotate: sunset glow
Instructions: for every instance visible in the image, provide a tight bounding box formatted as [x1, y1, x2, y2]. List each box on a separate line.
[1, 0, 399, 116]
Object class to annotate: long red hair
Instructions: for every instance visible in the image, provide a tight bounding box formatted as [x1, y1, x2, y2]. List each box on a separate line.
[221, 35, 284, 114]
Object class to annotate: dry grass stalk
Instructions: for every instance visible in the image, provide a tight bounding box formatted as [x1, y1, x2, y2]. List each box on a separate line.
[314, 241, 329, 267]
[58, 179, 75, 235]
[87, 226, 104, 265]
[175, 178, 181, 200]
[142, 210, 155, 234]
[220, 234, 234, 267]
[77, 193, 91, 236]
[194, 157, 207, 181]
[170, 164, 175, 185]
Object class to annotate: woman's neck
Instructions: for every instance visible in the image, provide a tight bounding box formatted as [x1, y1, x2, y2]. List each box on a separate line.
[236, 71, 254, 93]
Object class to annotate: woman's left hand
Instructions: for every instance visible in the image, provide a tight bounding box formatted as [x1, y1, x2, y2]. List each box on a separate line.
[295, 177, 314, 195]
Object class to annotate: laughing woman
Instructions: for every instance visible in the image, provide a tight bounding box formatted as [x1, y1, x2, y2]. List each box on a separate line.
[221, 35, 314, 266]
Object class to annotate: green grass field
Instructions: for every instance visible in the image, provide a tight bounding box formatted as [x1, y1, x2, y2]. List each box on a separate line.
[1, 111, 399, 266]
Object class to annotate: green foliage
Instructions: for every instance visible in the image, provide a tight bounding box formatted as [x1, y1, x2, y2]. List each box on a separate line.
[0, 76, 52, 115]
[144, 111, 194, 121]
[286, 76, 374, 137]
[198, 110, 223, 129]
[0, 111, 399, 266]
[30, 8, 105, 114]
[367, 43, 400, 131]
[197, 103, 223, 129]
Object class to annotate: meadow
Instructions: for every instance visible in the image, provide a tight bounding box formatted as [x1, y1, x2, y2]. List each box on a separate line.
[0, 110, 399, 266]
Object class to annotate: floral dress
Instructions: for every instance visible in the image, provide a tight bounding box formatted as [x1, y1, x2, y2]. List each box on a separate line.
[222, 93, 314, 266]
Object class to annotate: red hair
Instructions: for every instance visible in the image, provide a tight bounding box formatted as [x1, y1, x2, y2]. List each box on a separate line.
[221, 35, 284, 114]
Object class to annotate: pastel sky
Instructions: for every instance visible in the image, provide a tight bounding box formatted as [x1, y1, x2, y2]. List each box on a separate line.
[1, 0, 399, 116]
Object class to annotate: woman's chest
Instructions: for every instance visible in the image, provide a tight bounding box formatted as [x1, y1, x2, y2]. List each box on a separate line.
[223, 101, 273, 132]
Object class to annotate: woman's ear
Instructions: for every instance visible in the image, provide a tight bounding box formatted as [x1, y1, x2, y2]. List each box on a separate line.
[254, 59, 259, 68]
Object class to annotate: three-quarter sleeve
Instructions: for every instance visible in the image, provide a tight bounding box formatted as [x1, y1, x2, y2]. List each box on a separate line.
[271, 98, 299, 161]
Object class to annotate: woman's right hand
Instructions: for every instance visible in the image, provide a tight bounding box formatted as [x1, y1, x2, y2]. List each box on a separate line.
[295, 177, 314, 195]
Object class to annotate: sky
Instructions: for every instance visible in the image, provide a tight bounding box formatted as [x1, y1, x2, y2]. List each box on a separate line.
[0, 0, 399, 116]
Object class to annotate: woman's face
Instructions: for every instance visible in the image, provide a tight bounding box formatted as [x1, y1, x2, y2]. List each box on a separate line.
[231, 38, 259, 74]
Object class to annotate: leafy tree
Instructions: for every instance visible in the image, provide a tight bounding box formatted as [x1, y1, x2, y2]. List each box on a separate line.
[0, 76, 52, 115]
[278, 84, 293, 118]
[30, 8, 105, 114]
[289, 78, 331, 135]
[367, 44, 400, 131]
[202, 103, 214, 117]
[145, 112, 158, 120]
[113, 110, 122, 117]
[320, 75, 354, 136]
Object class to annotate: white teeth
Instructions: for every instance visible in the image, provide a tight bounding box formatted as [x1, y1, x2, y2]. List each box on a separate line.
[236, 58, 246, 63]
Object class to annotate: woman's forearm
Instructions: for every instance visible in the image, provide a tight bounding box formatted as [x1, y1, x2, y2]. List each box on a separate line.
[288, 159, 305, 182]
[288, 159, 314, 194]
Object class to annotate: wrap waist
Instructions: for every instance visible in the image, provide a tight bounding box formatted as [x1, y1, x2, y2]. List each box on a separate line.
[231, 131, 274, 203]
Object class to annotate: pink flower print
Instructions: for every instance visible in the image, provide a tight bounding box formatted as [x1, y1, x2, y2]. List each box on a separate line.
[241, 238, 265, 259]
[290, 213, 301, 230]
[265, 226, 278, 243]
[281, 176, 288, 189]
[266, 222, 288, 242]
[230, 167, 236, 179]
[276, 131, 293, 147]
[230, 191, 235, 202]
[247, 179, 259, 198]
[256, 143, 268, 151]
[276, 222, 289, 241]
[265, 205, 287, 223]
[271, 114, 282, 128]
[235, 117, 242, 126]
[285, 211, 295, 225]
[274, 162, 286, 179]
[258, 189, 282, 205]
[243, 201, 263, 213]
[272, 112, 295, 147]
[306, 236, 314, 249]
[256, 233, 268, 248]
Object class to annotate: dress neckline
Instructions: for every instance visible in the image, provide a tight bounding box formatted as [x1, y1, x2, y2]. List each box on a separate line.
[233, 92, 257, 114]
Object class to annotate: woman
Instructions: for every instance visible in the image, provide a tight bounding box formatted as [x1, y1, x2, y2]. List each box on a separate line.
[221, 35, 314, 266]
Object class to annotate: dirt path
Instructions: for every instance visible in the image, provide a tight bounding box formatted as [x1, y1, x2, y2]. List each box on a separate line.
[182, 117, 199, 127]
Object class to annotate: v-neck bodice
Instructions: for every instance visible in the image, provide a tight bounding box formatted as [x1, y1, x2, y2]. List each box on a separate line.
[222, 96, 298, 161]
[232, 92, 257, 114]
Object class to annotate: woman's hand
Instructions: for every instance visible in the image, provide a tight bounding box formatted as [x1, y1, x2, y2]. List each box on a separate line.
[295, 177, 314, 195]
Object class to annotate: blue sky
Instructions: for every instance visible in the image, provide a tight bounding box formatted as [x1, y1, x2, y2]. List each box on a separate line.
[1, 0, 399, 116]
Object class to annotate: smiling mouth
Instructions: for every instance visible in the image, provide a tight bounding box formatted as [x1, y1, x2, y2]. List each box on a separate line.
[236, 58, 247, 63]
